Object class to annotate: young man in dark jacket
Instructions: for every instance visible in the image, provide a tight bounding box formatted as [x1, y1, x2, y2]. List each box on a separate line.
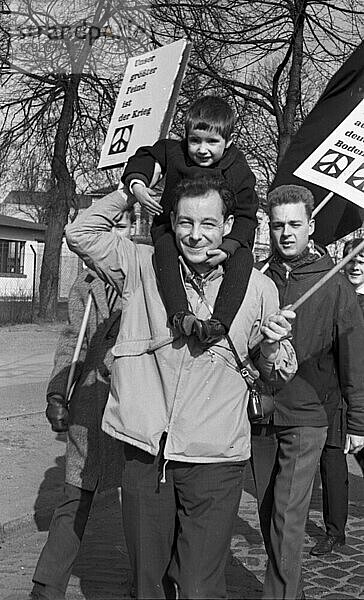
[251, 184, 364, 600]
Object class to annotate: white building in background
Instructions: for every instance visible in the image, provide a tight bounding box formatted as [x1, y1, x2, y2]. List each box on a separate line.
[0, 214, 45, 297]
[0, 190, 93, 301]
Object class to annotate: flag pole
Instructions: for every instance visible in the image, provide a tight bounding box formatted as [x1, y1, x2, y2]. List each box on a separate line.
[260, 190, 335, 274]
[312, 191, 334, 217]
[65, 292, 93, 402]
[289, 238, 364, 311]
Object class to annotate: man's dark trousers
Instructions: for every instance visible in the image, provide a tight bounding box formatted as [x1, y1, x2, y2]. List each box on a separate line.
[32, 483, 94, 598]
[121, 442, 246, 599]
[319, 404, 348, 542]
[320, 445, 348, 541]
[250, 425, 327, 599]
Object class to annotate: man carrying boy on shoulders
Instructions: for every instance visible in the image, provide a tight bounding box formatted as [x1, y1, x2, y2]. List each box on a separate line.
[66, 176, 297, 599]
[122, 95, 259, 347]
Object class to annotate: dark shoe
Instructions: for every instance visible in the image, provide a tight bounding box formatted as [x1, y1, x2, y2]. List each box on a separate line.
[170, 311, 197, 336]
[193, 318, 227, 348]
[310, 535, 345, 556]
[30, 582, 65, 600]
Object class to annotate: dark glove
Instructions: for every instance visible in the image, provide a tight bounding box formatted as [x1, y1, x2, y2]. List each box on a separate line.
[170, 311, 226, 348]
[46, 395, 69, 432]
[170, 311, 197, 336]
[193, 318, 227, 348]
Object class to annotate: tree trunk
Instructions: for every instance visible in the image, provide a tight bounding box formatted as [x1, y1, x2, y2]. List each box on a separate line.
[276, 1, 307, 165]
[38, 195, 70, 319]
[38, 78, 78, 320]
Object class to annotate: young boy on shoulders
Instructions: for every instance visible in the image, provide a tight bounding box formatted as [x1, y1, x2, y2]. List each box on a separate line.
[122, 95, 259, 347]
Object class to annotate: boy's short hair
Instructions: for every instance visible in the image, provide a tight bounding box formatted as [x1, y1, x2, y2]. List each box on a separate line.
[267, 184, 315, 220]
[185, 95, 235, 141]
[343, 237, 364, 257]
[172, 176, 236, 218]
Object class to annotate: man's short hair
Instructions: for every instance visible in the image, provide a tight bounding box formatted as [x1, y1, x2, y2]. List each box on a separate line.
[185, 95, 235, 141]
[343, 237, 364, 257]
[267, 185, 315, 220]
[172, 176, 236, 218]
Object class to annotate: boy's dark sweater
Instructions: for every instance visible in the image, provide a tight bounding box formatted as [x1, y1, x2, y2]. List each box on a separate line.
[122, 138, 259, 251]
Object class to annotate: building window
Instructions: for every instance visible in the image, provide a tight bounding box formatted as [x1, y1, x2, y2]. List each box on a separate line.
[0, 240, 25, 274]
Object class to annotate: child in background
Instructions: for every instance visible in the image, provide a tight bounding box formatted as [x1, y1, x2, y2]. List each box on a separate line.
[122, 95, 259, 347]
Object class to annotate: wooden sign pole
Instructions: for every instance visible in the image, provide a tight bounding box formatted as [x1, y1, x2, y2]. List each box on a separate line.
[289, 238, 364, 311]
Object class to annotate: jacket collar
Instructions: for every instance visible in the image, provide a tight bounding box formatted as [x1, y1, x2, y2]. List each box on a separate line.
[269, 243, 334, 281]
[271, 242, 326, 270]
[178, 255, 223, 286]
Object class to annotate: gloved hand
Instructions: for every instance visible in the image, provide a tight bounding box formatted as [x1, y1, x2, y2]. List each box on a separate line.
[170, 311, 226, 348]
[192, 318, 227, 348]
[46, 394, 69, 432]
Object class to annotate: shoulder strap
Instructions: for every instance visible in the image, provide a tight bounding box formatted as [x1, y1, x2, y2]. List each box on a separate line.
[188, 274, 251, 381]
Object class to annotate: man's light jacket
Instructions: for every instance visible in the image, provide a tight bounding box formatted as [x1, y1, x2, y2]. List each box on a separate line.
[66, 191, 297, 463]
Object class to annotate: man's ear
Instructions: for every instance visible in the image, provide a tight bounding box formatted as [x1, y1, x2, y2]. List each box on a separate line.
[309, 218, 315, 236]
[223, 214, 234, 237]
[170, 211, 176, 232]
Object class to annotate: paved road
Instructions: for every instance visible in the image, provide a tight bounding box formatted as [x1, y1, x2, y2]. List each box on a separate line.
[0, 323, 65, 531]
[0, 323, 63, 415]
[1, 459, 364, 600]
[1, 323, 364, 599]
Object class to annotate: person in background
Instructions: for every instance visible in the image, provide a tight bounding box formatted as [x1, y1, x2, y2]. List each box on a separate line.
[250, 185, 364, 599]
[343, 237, 364, 313]
[28, 211, 133, 600]
[309, 236, 364, 557]
[122, 95, 259, 347]
[343, 237, 364, 474]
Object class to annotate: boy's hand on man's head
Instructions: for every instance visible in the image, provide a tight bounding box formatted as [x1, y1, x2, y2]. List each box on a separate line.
[132, 183, 163, 216]
[205, 249, 229, 267]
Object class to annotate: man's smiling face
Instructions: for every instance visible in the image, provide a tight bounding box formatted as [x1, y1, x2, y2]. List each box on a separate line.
[171, 191, 233, 274]
[270, 201, 315, 259]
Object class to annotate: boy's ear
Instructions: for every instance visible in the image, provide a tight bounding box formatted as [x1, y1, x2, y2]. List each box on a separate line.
[225, 135, 233, 149]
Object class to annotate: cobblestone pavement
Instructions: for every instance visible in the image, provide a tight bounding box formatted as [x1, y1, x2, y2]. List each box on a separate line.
[1, 323, 364, 599]
[1, 461, 363, 600]
[229, 463, 364, 600]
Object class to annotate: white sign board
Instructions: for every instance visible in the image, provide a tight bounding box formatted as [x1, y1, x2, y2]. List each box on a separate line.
[294, 99, 364, 208]
[98, 39, 189, 169]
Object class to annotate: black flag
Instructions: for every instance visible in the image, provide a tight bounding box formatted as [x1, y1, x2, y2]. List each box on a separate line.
[271, 42, 364, 245]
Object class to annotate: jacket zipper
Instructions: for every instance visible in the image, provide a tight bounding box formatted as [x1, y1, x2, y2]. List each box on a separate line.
[283, 267, 291, 306]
